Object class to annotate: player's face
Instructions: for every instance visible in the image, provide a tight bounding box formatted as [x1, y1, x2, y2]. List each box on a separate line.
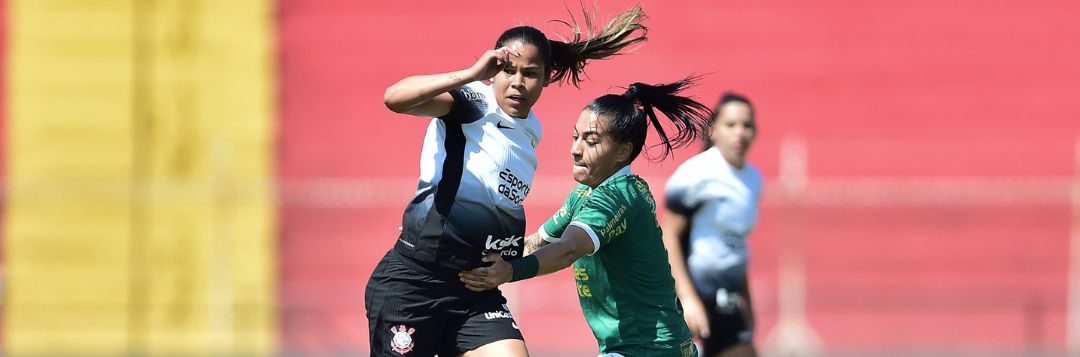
[571, 110, 631, 188]
[492, 41, 548, 119]
[710, 101, 756, 168]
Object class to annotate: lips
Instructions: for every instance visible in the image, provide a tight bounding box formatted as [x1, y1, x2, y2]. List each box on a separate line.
[506, 94, 525, 105]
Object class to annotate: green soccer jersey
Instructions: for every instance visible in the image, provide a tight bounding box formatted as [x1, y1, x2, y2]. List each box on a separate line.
[540, 168, 696, 357]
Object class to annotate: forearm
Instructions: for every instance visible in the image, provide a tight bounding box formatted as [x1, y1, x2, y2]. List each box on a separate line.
[661, 210, 702, 305]
[531, 240, 583, 276]
[383, 69, 475, 113]
[668, 251, 702, 304]
[511, 227, 593, 281]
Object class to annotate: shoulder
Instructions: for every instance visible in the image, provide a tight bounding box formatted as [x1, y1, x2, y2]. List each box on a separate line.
[565, 184, 592, 205]
[734, 162, 764, 200]
[743, 162, 764, 187]
[667, 150, 716, 189]
[594, 175, 649, 205]
[443, 82, 494, 124]
[460, 81, 493, 98]
[626, 175, 652, 196]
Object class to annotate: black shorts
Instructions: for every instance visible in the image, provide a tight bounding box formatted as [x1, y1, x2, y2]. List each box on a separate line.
[365, 249, 523, 356]
[698, 286, 752, 355]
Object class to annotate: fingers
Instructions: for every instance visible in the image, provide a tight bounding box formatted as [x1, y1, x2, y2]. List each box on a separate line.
[481, 253, 503, 263]
[459, 270, 493, 292]
[491, 47, 521, 68]
[495, 46, 522, 58]
[460, 268, 487, 280]
[461, 277, 488, 292]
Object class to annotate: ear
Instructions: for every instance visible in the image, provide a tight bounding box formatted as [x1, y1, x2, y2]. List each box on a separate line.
[616, 141, 634, 165]
[709, 124, 721, 147]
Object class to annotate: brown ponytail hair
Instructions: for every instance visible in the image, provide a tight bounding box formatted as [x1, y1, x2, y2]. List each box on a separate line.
[494, 5, 648, 87]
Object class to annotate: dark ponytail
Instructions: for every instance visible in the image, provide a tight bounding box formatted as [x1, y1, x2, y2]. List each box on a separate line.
[495, 5, 648, 87]
[549, 5, 648, 87]
[586, 76, 712, 164]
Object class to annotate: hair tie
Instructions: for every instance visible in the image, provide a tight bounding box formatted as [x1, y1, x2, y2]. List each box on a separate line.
[623, 83, 644, 106]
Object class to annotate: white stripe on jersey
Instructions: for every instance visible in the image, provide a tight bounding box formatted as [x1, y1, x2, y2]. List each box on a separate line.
[402, 81, 543, 266]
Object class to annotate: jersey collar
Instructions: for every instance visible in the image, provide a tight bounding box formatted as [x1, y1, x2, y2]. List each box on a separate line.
[598, 165, 633, 187]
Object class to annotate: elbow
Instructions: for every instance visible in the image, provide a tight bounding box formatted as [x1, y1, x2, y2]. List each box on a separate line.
[383, 88, 408, 113]
[558, 243, 591, 268]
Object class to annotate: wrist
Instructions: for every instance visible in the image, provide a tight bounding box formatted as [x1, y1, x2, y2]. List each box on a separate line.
[455, 68, 479, 83]
[509, 255, 539, 282]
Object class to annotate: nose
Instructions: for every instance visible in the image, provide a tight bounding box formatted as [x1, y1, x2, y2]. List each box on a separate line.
[737, 125, 754, 140]
[732, 125, 750, 140]
[731, 124, 744, 135]
[570, 138, 583, 158]
[510, 72, 525, 88]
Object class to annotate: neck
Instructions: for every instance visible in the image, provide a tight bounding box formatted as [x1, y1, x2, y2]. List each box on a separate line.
[586, 164, 630, 188]
[720, 150, 745, 169]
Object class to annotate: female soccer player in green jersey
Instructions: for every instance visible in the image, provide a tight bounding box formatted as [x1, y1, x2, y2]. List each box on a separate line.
[460, 78, 712, 357]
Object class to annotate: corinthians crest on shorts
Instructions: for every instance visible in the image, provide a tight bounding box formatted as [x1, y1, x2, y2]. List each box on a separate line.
[389, 324, 416, 354]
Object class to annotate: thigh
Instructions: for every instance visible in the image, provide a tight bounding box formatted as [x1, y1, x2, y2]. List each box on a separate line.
[443, 291, 526, 357]
[366, 254, 449, 357]
[459, 339, 528, 357]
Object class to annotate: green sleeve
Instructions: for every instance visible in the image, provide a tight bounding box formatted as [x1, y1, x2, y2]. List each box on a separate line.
[539, 185, 591, 242]
[569, 185, 632, 255]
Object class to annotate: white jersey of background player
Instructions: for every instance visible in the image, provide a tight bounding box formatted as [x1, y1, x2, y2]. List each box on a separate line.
[663, 93, 762, 357]
[665, 146, 762, 287]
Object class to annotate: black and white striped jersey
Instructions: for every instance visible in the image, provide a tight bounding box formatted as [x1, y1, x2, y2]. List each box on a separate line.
[395, 81, 542, 271]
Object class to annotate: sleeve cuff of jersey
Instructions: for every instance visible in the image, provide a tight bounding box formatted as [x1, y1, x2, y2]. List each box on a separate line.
[664, 192, 695, 216]
[569, 221, 601, 256]
[538, 228, 560, 243]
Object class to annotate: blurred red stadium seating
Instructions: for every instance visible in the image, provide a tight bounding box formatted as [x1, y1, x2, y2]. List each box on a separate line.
[277, 0, 1080, 355]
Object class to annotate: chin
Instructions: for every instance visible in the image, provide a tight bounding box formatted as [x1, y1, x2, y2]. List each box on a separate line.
[572, 171, 589, 185]
[506, 106, 529, 118]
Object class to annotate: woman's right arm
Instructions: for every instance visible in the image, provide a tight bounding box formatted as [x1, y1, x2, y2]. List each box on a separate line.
[661, 207, 711, 339]
[383, 47, 520, 117]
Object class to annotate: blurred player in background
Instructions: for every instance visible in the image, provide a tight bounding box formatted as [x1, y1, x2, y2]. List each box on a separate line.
[662, 93, 761, 357]
[460, 77, 712, 357]
[366, 6, 648, 357]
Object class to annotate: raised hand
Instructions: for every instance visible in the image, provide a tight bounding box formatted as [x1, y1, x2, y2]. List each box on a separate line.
[467, 47, 521, 82]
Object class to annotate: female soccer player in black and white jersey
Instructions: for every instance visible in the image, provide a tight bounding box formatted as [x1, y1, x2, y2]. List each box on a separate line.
[367, 6, 648, 357]
[662, 93, 762, 357]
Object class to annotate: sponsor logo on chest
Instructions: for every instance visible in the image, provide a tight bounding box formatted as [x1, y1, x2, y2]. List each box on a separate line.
[498, 168, 531, 205]
[484, 234, 523, 257]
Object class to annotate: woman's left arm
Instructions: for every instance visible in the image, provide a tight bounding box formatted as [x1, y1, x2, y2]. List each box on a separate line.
[459, 226, 594, 292]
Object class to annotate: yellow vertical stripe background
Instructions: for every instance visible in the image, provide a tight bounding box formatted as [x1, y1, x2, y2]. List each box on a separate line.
[6, 0, 276, 355]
